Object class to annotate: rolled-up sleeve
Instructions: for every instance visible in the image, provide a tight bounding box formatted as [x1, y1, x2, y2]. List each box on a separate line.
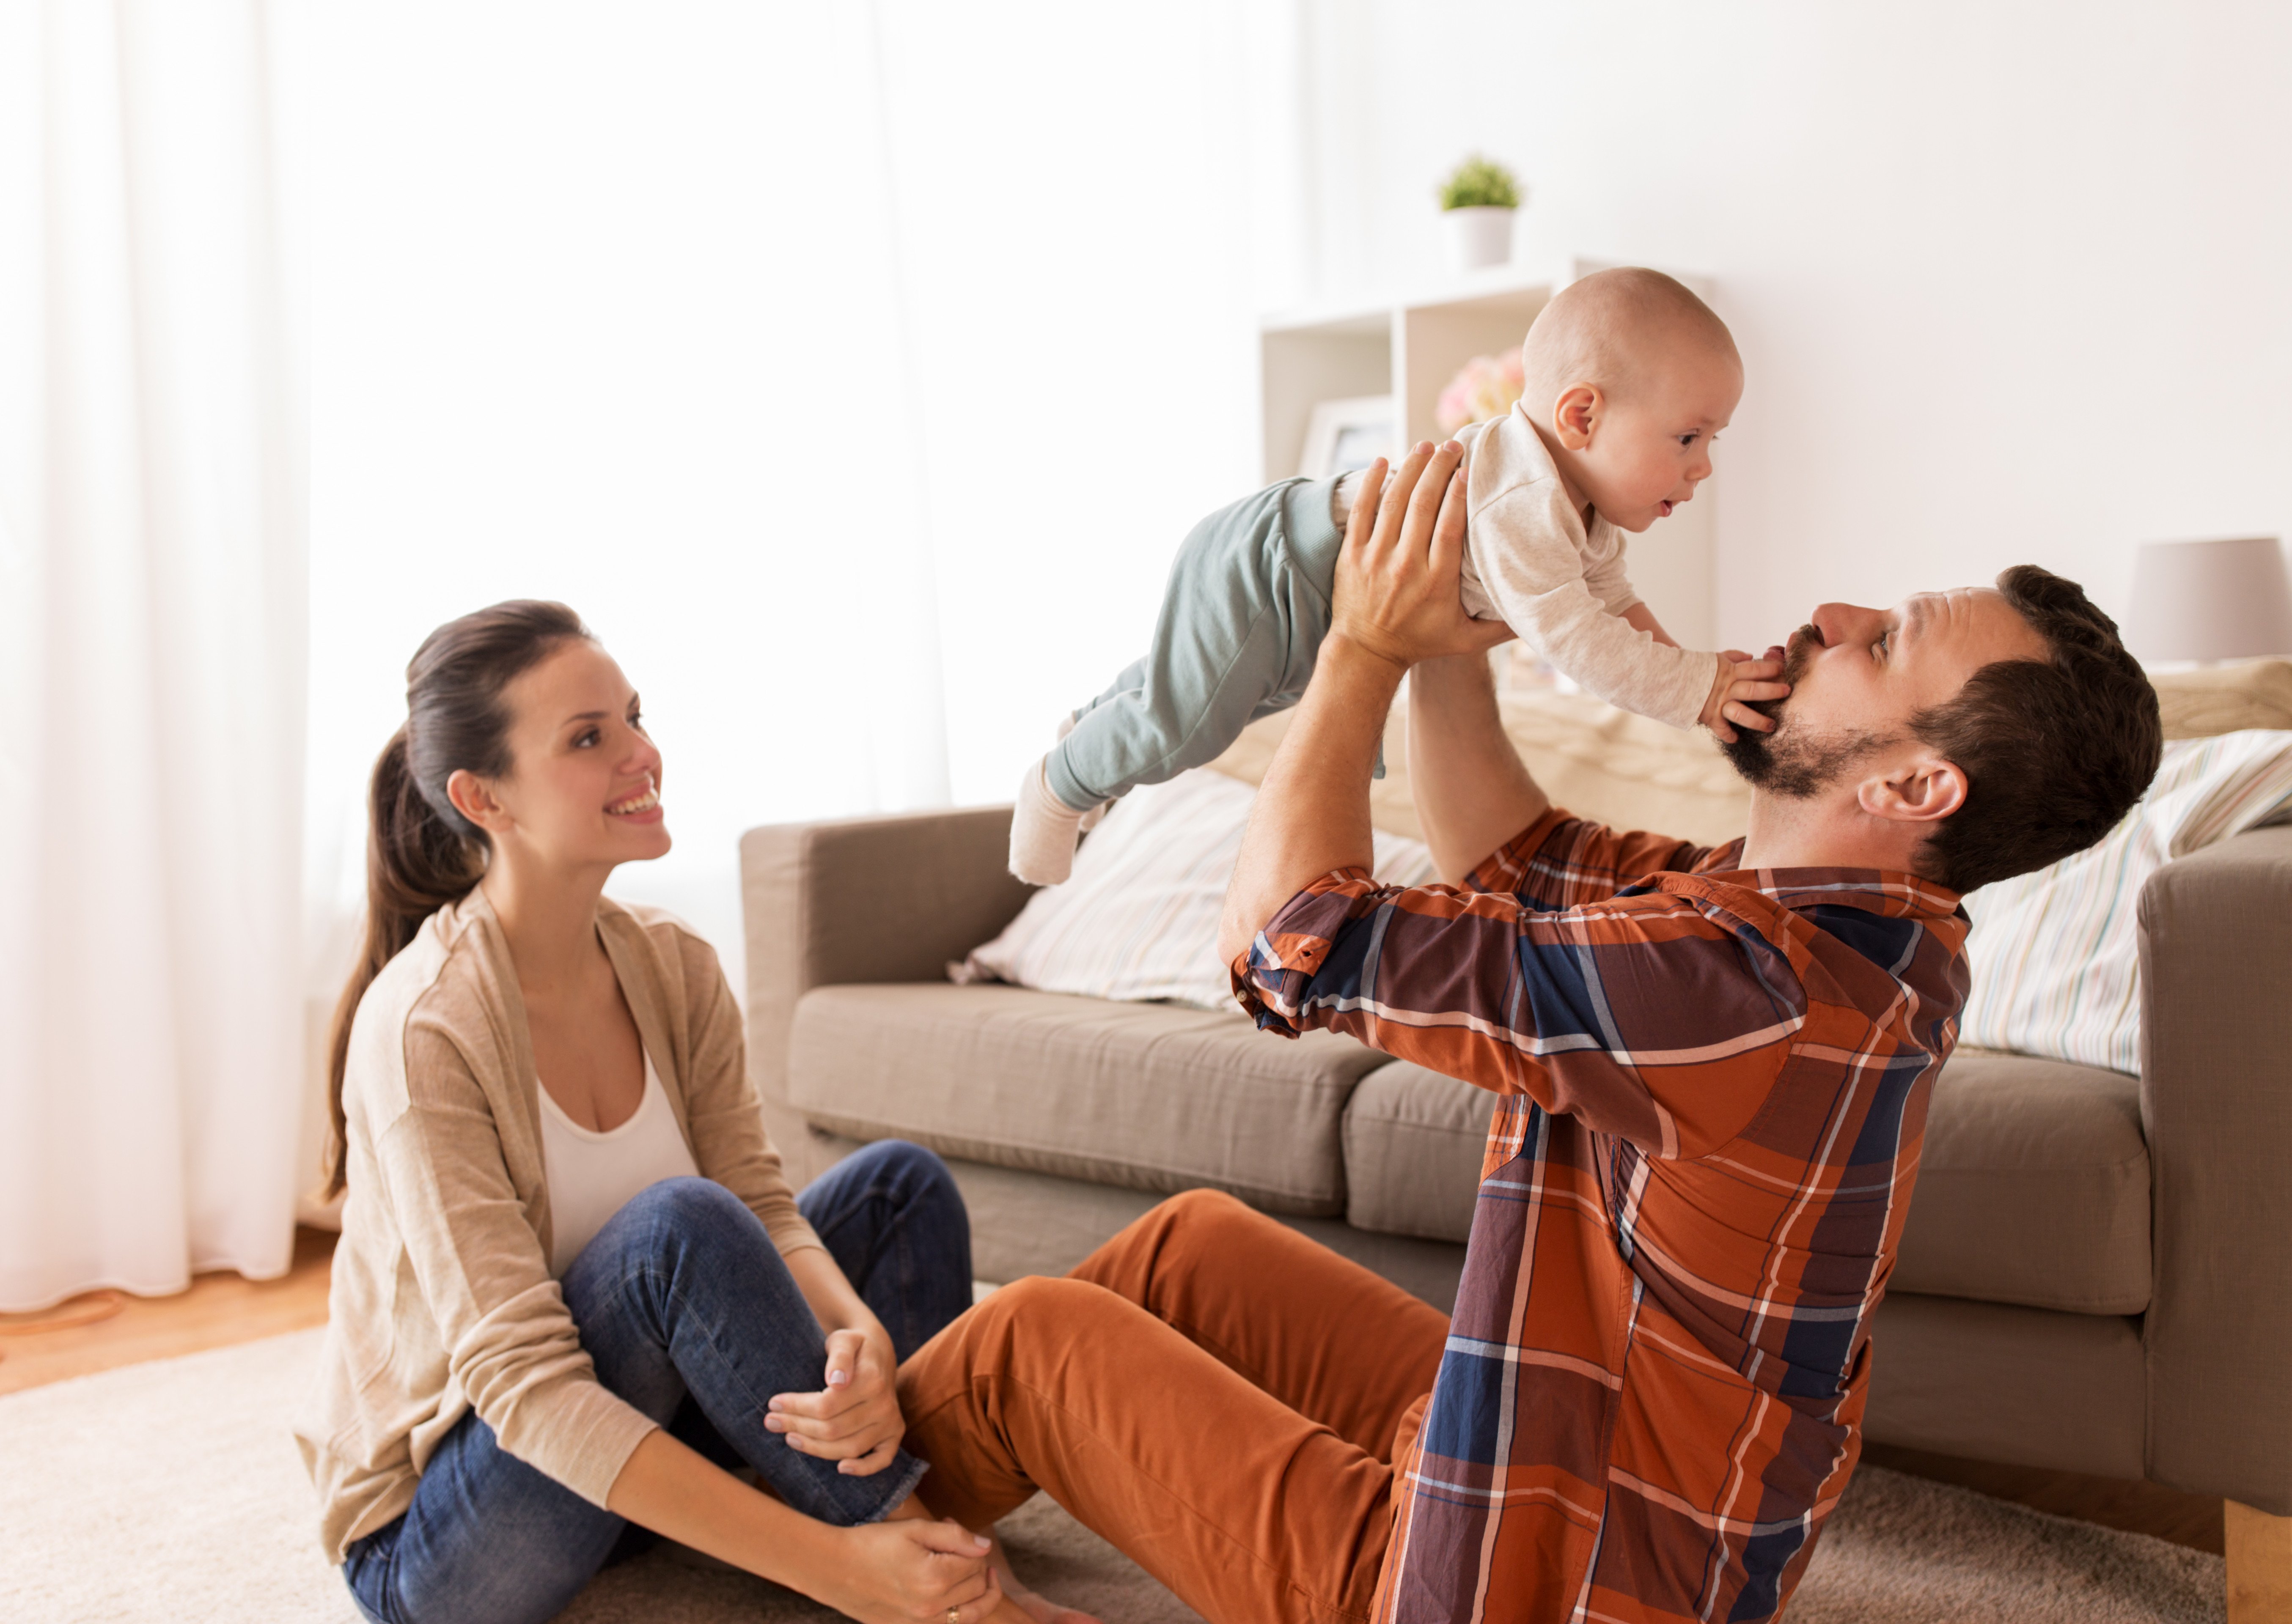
[1229, 816, 1802, 1160]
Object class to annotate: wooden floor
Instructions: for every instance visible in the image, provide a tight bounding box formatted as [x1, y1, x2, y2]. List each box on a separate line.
[0, 1234, 2225, 1558]
[0, 1226, 339, 1397]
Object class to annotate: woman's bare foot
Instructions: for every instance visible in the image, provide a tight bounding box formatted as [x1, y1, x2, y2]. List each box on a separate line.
[986, 1532, 1105, 1624]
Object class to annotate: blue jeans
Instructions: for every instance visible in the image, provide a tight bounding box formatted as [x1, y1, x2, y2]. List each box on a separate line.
[341, 1140, 972, 1624]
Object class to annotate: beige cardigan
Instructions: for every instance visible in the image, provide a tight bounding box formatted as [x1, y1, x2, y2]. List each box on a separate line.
[293, 888, 822, 1564]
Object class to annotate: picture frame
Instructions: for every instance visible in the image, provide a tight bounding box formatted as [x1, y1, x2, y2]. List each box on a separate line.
[1297, 394, 1395, 479]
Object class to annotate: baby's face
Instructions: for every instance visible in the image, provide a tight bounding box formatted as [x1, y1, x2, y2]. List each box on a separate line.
[1577, 345, 1743, 532]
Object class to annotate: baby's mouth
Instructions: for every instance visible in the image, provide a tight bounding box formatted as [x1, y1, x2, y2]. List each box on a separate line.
[1658, 500, 1676, 517]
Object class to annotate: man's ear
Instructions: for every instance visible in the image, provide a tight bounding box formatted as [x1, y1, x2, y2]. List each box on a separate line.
[446, 768, 511, 835]
[1857, 752, 1968, 827]
[1550, 384, 1602, 450]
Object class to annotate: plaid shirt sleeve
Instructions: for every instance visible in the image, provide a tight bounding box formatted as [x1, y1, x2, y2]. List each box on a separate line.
[1231, 809, 1804, 1160]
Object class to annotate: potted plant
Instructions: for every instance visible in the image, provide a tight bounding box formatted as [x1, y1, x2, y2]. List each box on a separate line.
[1436, 154, 1524, 273]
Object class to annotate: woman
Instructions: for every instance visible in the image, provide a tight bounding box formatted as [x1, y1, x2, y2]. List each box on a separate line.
[296, 601, 1006, 1624]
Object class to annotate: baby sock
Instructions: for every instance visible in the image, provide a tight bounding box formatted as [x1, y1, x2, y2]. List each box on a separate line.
[1009, 757, 1089, 886]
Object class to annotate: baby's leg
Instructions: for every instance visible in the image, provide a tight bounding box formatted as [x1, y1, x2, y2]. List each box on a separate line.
[1067, 656, 1153, 738]
[1009, 484, 1310, 885]
[1062, 658, 1148, 831]
[1044, 579, 1289, 809]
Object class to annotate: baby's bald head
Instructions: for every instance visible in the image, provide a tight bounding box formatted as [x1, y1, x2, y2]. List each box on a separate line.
[1522, 267, 1738, 417]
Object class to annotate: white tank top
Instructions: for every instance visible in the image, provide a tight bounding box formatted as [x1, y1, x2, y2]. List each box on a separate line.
[537, 1051, 701, 1277]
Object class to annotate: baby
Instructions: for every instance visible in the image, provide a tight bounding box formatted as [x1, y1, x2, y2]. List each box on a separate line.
[1010, 266, 1780, 885]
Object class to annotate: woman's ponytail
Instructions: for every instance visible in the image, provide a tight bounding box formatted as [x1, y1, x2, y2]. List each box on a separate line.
[323, 601, 593, 1198]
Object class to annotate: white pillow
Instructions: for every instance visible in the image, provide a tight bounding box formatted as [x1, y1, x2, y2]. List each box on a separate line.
[1959, 730, 2292, 1074]
[956, 769, 1437, 1011]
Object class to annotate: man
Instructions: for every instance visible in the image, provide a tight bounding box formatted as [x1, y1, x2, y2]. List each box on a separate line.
[898, 442, 2161, 1624]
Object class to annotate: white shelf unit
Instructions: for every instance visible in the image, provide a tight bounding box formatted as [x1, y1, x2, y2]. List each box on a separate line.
[1256, 263, 1716, 650]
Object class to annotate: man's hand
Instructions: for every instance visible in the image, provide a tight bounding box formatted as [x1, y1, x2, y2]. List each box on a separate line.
[768, 1325, 905, 1475]
[1217, 440, 1505, 968]
[1331, 441, 1515, 674]
[1698, 646, 1790, 743]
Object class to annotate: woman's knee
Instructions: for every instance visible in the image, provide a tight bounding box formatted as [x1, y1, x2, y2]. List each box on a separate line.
[595, 1178, 791, 1300]
[618, 1175, 752, 1246]
[848, 1138, 958, 1200]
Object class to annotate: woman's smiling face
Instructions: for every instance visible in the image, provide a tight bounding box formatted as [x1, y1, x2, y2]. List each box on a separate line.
[472, 639, 671, 871]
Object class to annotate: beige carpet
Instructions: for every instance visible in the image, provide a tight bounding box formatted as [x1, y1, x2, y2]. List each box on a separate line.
[0, 1329, 2223, 1624]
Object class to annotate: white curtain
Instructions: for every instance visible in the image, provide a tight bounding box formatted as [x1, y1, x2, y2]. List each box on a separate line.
[0, 0, 307, 1309]
[306, 2, 1297, 996]
[0, 0, 1300, 1282]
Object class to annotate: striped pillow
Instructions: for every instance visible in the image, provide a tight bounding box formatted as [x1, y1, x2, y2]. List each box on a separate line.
[956, 769, 1436, 1011]
[1959, 730, 2292, 1074]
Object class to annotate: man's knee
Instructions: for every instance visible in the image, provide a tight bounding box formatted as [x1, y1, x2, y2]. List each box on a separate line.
[967, 1275, 1113, 1351]
[1150, 1186, 1264, 1254]
[1074, 1186, 1260, 1295]
[1165, 1186, 1249, 1223]
[979, 1273, 1077, 1317]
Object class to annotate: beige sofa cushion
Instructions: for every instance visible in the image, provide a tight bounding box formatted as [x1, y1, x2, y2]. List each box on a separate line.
[786, 984, 1388, 1215]
[1482, 687, 1751, 848]
[1336, 1050, 2149, 1316]
[1894, 1050, 2151, 1314]
[2150, 657, 2292, 740]
[1207, 678, 1751, 849]
[955, 769, 1432, 1012]
[1342, 1062, 1495, 1242]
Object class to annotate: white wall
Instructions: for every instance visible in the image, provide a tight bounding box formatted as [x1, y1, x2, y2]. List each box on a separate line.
[1295, 0, 2292, 649]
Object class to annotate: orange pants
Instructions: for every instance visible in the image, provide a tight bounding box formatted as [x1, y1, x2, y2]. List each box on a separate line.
[896, 1189, 1451, 1624]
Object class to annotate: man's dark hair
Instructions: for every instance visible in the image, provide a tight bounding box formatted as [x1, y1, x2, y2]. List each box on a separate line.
[1908, 565, 2161, 893]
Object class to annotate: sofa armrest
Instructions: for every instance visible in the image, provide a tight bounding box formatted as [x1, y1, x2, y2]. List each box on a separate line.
[739, 806, 1033, 1183]
[2139, 821, 2292, 1514]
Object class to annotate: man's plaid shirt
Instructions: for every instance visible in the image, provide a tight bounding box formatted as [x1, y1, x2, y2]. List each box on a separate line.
[1233, 809, 1969, 1624]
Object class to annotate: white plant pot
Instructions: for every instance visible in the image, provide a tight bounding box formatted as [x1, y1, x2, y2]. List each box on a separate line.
[1444, 206, 1516, 273]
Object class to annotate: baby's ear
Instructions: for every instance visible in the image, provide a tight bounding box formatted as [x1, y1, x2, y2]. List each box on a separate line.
[1552, 384, 1601, 448]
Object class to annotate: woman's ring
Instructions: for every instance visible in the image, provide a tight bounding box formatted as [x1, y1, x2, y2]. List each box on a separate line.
[948, 1610, 962, 1624]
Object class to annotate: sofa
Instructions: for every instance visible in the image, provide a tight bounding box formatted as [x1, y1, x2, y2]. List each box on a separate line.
[739, 668, 2292, 1564]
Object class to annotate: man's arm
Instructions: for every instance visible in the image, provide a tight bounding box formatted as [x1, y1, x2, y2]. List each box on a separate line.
[1213, 635, 1401, 966]
[1407, 652, 1549, 885]
[1217, 439, 1509, 966]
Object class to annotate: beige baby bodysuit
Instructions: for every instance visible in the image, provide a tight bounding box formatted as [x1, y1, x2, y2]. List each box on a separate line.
[1457, 406, 1719, 728]
[1336, 409, 1720, 730]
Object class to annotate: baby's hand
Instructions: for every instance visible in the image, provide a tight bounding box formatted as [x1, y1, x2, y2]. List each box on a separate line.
[1700, 648, 1789, 743]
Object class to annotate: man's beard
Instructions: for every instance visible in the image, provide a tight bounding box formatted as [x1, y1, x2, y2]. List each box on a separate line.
[1720, 625, 1900, 799]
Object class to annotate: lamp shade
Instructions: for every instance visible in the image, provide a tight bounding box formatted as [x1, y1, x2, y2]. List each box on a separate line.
[2124, 537, 2292, 662]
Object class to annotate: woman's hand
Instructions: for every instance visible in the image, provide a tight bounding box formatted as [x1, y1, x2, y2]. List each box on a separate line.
[1331, 440, 1514, 675]
[820, 1515, 1004, 1624]
[769, 1325, 906, 1474]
